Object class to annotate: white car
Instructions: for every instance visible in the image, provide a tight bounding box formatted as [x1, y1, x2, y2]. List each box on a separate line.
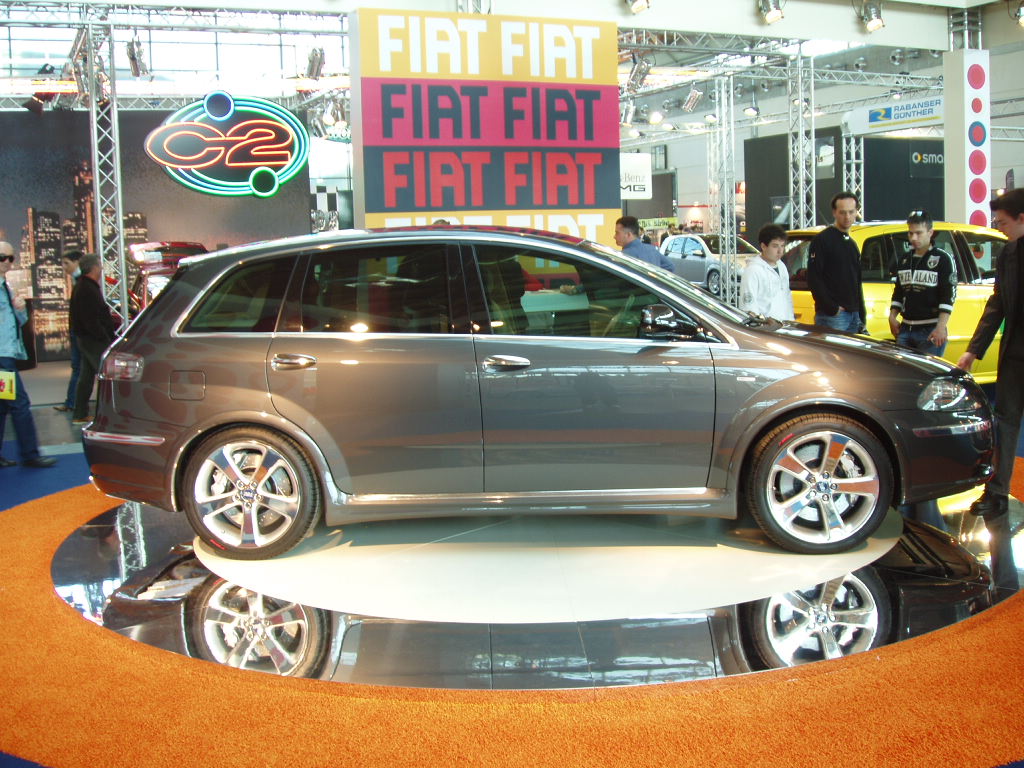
[661, 234, 758, 296]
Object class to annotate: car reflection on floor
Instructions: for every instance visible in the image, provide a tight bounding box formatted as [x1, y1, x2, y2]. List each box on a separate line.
[50, 504, 995, 690]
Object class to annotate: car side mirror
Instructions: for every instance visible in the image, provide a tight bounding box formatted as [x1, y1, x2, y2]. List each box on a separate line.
[640, 304, 701, 340]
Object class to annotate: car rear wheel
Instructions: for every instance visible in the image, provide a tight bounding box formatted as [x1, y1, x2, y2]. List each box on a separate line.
[182, 427, 320, 559]
[745, 414, 892, 554]
[743, 567, 890, 669]
[706, 269, 721, 296]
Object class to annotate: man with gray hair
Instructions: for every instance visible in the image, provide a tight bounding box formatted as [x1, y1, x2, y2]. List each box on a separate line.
[0, 241, 56, 467]
[69, 252, 115, 424]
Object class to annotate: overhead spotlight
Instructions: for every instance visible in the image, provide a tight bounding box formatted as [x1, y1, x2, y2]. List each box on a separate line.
[126, 34, 149, 78]
[759, 82, 771, 93]
[704, 112, 719, 124]
[23, 64, 57, 115]
[853, 56, 868, 71]
[890, 49, 905, 66]
[648, 110, 664, 125]
[860, 2, 885, 32]
[625, 0, 651, 12]
[625, 53, 651, 93]
[682, 87, 703, 112]
[306, 47, 325, 80]
[758, 0, 784, 24]
[743, 104, 760, 117]
[1015, 0, 1024, 27]
[620, 100, 636, 125]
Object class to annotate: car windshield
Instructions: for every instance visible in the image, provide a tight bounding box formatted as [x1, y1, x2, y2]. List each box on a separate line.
[582, 239, 750, 324]
[703, 235, 760, 255]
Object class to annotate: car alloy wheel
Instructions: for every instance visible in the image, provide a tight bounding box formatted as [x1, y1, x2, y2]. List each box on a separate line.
[185, 576, 329, 677]
[744, 568, 890, 669]
[746, 414, 892, 554]
[182, 427, 320, 559]
[707, 270, 721, 296]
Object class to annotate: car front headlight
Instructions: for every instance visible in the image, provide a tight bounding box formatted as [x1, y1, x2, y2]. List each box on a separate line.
[918, 378, 983, 411]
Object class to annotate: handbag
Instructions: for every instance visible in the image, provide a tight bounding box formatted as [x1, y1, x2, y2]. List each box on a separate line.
[0, 369, 15, 400]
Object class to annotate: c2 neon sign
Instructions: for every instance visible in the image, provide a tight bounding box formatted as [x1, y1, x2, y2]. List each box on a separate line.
[145, 91, 309, 198]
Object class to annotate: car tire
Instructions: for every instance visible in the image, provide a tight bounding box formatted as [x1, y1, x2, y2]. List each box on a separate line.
[707, 270, 721, 296]
[743, 567, 891, 669]
[184, 575, 330, 678]
[182, 427, 321, 560]
[745, 413, 893, 554]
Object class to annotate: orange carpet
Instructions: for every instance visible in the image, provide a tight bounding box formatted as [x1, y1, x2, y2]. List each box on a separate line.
[2, 485, 1024, 768]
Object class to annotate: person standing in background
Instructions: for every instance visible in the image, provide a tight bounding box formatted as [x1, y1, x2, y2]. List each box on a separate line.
[807, 191, 866, 333]
[888, 210, 956, 355]
[69, 253, 115, 425]
[615, 216, 674, 271]
[0, 241, 56, 468]
[54, 249, 82, 413]
[956, 188, 1024, 595]
[740, 223, 795, 321]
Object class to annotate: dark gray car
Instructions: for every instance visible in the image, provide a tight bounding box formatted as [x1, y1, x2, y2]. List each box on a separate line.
[83, 227, 994, 560]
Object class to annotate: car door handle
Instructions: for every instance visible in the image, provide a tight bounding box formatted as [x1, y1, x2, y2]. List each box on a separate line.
[482, 355, 532, 372]
[271, 353, 318, 371]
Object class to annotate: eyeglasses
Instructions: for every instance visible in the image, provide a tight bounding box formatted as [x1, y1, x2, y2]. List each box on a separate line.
[0, 255, 15, 263]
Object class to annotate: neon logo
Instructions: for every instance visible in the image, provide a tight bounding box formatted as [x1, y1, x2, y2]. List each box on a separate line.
[145, 91, 309, 198]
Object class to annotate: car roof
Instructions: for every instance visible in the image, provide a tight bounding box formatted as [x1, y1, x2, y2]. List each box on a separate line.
[787, 221, 1006, 239]
[179, 225, 591, 268]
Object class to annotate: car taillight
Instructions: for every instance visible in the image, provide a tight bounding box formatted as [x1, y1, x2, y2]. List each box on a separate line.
[103, 352, 144, 381]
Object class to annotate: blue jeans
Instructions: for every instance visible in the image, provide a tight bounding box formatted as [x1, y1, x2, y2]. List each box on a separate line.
[814, 310, 861, 333]
[896, 323, 947, 357]
[0, 357, 42, 462]
[63, 330, 81, 408]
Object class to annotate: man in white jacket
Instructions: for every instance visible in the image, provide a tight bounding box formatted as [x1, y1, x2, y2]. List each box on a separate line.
[740, 223, 794, 321]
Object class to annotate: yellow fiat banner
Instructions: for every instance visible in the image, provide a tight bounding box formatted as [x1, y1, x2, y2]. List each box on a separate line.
[351, 9, 620, 246]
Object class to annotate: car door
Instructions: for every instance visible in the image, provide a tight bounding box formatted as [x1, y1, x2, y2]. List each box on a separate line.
[467, 242, 716, 493]
[952, 228, 1005, 383]
[676, 236, 708, 285]
[267, 240, 483, 495]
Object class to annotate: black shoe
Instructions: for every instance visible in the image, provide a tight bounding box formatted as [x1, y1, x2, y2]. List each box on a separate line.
[969, 492, 1009, 520]
[0, 457, 16, 468]
[22, 456, 57, 469]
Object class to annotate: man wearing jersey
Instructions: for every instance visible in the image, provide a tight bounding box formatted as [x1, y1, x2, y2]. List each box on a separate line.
[887, 210, 957, 356]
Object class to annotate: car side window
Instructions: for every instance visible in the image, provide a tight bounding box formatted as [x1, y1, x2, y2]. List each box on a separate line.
[860, 235, 893, 282]
[475, 245, 659, 339]
[959, 232, 1004, 281]
[293, 244, 451, 334]
[683, 237, 703, 256]
[182, 257, 293, 333]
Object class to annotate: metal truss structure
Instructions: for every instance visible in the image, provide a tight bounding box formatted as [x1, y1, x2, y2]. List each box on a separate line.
[787, 57, 815, 230]
[707, 76, 739, 307]
[842, 134, 865, 213]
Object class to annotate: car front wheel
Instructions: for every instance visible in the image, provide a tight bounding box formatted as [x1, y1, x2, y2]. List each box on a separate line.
[182, 427, 321, 559]
[745, 414, 893, 554]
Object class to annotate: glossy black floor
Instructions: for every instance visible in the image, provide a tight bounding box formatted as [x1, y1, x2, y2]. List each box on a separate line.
[51, 500, 1019, 690]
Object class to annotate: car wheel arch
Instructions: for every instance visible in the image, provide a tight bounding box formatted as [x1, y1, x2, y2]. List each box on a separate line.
[730, 403, 903, 509]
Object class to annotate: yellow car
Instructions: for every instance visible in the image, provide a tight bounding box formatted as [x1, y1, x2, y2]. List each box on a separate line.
[783, 221, 1006, 384]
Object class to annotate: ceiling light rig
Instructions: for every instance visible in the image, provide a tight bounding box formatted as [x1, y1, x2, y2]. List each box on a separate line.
[758, 0, 784, 25]
[859, 1, 885, 32]
[625, 0, 651, 13]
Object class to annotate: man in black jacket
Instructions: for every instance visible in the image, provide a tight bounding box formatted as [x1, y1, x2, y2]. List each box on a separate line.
[807, 191, 866, 333]
[69, 253, 115, 424]
[957, 188, 1024, 594]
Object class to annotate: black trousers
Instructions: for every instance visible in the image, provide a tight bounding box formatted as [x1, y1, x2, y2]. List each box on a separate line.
[73, 335, 109, 421]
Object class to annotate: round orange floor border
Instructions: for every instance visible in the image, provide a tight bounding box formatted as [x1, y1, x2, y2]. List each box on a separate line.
[2, 485, 1023, 768]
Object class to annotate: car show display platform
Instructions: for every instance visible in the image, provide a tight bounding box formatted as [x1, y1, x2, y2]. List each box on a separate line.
[50, 501, 999, 690]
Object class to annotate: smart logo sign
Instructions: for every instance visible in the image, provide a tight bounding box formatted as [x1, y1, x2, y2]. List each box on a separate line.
[144, 91, 309, 198]
[351, 10, 620, 243]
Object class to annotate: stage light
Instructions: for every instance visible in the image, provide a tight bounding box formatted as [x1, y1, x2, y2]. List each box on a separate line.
[743, 104, 760, 117]
[620, 100, 636, 125]
[1015, 0, 1024, 27]
[306, 47, 325, 80]
[853, 56, 868, 71]
[704, 112, 719, 124]
[758, 0, 784, 24]
[682, 87, 703, 112]
[648, 110, 664, 125]
[860, 2, 885, 32]
[23, 64, 56, 115]
[126, 34, 149, 78]
[625, 0, 651, 13]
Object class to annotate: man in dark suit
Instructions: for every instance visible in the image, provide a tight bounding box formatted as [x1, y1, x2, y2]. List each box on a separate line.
[69, 253, 115, 425]
[957, 188, 1024, 594]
